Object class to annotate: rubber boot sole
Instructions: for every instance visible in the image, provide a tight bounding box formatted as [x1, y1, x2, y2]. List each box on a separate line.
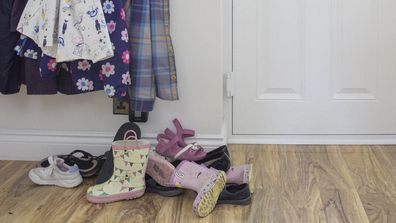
[249, 163, 254, 194]
[193, 171, 226, 217]
[86, 189, 145, 204]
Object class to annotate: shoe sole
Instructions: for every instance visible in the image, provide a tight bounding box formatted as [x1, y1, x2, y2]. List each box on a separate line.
[145, 186, 185, 197]
[28, 171, 82, 188]
[86, 189, 145, 204]
[146, 155, 175, 187]
[193, 171, 226, 217]
[217, 196, 252, 205]
[248, 163, 254, 194]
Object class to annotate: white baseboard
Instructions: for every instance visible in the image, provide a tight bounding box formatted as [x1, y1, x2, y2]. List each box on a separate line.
[0, 129, 226, 161]
[228, 134, 396, 145]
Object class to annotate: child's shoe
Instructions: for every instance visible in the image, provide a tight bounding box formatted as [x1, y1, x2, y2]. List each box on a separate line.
[170, 161, 226, 217]
[171, 145, 231, 172]
[226, 164, 254, 194]
[217, 184, 252, 205]
[86, 130, 150, 203]
[156, 119, 207, 161]
[29, 156, 82, 188]
[95, 122, 142, 184]
[156, 135, 206, 161]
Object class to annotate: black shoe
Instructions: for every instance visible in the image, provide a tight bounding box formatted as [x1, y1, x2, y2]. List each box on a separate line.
[171, 145, 231, 172]
[146, 182, 252, 205]
[217, 184, 252, 205]
[204, 145, 230, 160]
[40, 150, 106, 178]
[95, 122, 141, 184]
[145, 175, 185, 197]
[206, 153, 231, 172]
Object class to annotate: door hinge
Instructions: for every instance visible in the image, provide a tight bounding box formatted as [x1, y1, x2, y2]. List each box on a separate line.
[226, 72, 235, 97]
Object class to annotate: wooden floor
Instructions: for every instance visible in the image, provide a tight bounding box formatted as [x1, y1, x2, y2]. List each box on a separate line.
[1, 145, 396, 223]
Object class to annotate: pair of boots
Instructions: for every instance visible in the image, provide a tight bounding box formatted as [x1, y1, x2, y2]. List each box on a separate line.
[86, 143, 228, 217]
[86, 126, 253, 217]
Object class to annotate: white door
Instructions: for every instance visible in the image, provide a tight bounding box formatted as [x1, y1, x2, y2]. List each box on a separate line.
[233, 0, 396, 135]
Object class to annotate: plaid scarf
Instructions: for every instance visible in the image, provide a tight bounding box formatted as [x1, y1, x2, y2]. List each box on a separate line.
[127, 0, 179, 112]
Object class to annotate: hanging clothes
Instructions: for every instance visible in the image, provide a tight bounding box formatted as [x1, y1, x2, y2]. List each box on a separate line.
[4, 0, 102, 95]
[17, 0, 114, 63]
[0, 0, 22, 94]
[3, 0, 180, 111]
[15, 0, 130, 98]
[16, 39, 104, 95]
[128, 0, 179, 112]
[10, 0, 28, 32]
[21, 57, 92, 95]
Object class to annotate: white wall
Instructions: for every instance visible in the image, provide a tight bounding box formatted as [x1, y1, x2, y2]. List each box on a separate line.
[0, 0, 225, 160]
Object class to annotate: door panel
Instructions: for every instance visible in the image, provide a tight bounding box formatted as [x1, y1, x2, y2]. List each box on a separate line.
[331, 0, 379, 100]
[233, 0, 396, 135]
[256, 0, 306, 100]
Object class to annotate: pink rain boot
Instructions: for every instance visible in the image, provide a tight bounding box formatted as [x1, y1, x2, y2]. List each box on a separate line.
[145, 155, 175, 187]
[226, 164, 254, 194]
[170, 161, 226, 217]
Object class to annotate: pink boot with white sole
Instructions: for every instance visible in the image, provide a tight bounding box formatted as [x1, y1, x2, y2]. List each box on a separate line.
[170, 161, 226, 217]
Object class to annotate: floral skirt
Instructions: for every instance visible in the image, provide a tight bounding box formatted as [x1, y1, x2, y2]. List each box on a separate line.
[16, 0, 114, 63]
[15, 0, 130, 98]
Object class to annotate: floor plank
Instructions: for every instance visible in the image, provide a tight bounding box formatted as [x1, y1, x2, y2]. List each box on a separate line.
[0, 145, 396, 222]
[340, 145, 396, 223]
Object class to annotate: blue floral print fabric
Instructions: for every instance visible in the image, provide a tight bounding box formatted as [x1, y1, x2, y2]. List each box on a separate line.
[17, 0, 114, 63]
[15, 0, 130, 98]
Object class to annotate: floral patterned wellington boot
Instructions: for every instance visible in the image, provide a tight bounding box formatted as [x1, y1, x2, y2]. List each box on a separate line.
[170, 161, 226, 217]
[226, 164, 254, 194]
[86, 131, 150, 203]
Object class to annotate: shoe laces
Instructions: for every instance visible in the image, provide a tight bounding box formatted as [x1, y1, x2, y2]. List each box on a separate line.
[44, 166, 55, 176]
[43, 156, 58, 176]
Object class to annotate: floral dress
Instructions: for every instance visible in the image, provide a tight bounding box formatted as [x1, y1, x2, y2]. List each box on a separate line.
[15, 0, 130, 98]
[17, 0, 114, 63]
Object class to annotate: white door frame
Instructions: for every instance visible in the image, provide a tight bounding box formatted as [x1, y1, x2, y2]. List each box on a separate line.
[223, 0, 396, 145]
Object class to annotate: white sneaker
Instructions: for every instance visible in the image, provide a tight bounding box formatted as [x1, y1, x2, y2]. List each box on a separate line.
[29, 156, 83, 188]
